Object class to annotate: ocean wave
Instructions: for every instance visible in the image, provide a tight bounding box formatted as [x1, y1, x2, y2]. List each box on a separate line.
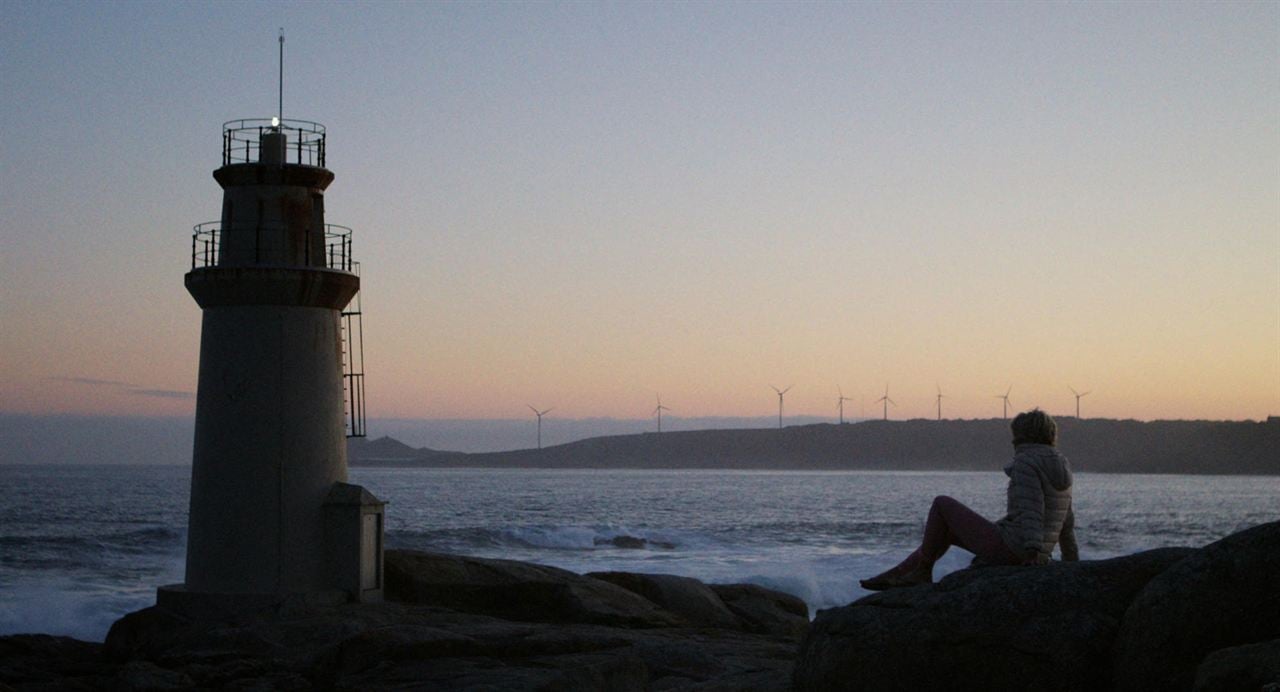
[0, 527, 184, 569]
[387, 524, 709, 553]
[718, 519, 922, 549]
[732, 519, 921, 534]
[100, 526, 185, 554]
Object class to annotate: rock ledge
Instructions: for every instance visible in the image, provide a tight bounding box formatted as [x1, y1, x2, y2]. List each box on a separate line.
[794, 521, 1280, 692]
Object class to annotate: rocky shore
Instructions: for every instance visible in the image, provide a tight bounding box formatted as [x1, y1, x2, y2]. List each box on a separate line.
[794, 521, 1279, 692]
[3, 522, 1276, 691]
[1, 550, 809, 691]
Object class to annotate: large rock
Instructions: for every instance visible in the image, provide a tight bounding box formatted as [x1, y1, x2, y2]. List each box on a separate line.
[0, 634, 105, 690]
[318, 615, 798, 691]
[90, 596, 800, 691]
[588, 571, 742, 630]
[385, 549, 683, 628]
[711, 583, 810, 639]
[793, 547, 1194, 692]
[586, 571, 810, 638]
[1193, 639, 1280, 692]
[1113, 521, 1280, 692]
[312, 614, 653, 691]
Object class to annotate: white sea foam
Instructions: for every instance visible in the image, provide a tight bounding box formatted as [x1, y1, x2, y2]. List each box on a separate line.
[734, 549, 979, 614]
[492, 524, 712, 551]
[500, 525, 600, 550]
[0, 579, 154, 642]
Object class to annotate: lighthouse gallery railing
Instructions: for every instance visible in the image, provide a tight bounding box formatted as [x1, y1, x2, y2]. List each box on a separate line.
[190, 222, 356, 272]
[222, 118, 326, 167]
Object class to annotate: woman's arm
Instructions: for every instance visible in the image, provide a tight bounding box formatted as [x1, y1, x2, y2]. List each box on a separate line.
[1059, 506, 1079, 562]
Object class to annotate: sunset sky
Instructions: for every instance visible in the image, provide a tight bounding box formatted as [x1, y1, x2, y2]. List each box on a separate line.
[2, 1, 1277, 425]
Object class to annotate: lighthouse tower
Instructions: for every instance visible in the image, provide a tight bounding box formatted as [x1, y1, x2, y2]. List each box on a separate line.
[161, 118, 383, 613]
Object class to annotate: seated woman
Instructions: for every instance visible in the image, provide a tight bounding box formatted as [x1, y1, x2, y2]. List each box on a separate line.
[861, 408, 1079, 591]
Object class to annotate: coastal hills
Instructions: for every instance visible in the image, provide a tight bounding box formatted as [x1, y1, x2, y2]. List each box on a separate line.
[349, 417, 1279, 475]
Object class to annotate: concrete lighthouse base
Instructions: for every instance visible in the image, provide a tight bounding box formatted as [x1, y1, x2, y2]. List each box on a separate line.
[155, 480, 385, 620]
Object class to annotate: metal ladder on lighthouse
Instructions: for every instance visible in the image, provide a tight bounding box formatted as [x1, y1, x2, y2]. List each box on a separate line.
[341, 275, 367, 439]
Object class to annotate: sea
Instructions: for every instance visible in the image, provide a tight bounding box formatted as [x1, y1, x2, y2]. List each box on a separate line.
[1, 465, 1276, 643]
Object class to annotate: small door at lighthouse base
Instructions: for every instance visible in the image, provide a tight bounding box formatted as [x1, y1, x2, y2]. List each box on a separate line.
[360, 512, 381, 592]
[322, 482, 385, 602]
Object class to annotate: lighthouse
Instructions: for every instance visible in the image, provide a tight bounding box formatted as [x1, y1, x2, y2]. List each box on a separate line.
[160, 117, 384, 613]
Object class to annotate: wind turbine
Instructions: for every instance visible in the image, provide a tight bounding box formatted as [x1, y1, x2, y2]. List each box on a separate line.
[770, 385, 792, 429]
[527, 405, 552, 449]
[995, 386, 1013, 420]
[936, 384, 946, 421]
[653, 395, 671, 433]
[1070, 386, 1091, 419]
[876, 384, 895, 421]
[837, 386, 852, 425]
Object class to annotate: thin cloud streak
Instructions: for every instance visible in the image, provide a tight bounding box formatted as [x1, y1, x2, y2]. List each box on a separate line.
[52, 377, 136, 388]
[130, 389, 195, 400]
[49, 377, 194, 400]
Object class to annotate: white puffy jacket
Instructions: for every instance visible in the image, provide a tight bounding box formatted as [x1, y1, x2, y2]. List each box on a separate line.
[995, 443, 1079, 563]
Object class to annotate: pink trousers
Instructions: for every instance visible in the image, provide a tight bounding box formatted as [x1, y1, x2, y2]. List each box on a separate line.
[891, 495, 1022, 576]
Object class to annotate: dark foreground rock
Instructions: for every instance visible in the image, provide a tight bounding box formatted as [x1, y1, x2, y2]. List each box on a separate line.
[794, 520, 1280, 692]
[1193, 639, 1280, 692]
[1112, 521, 1280, 692]
[794, 548, 1194, 691]
[0, 635, 106, 690]
[102, 601, 798, 690]
[1, 550, 808, 691]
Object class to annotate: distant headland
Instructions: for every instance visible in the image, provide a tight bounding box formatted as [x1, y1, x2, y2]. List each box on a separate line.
[349, 417, 1279, 475]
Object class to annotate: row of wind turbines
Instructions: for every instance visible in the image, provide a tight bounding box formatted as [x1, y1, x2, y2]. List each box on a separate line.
[855, 384, 1091, 424]
[525, 386, 1094, 448]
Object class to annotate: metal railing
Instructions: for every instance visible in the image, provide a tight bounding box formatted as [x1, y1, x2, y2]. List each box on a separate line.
[325, 225, 356, 272]
[191, 222, 221, 268]
[222, 118, 326, 167]
[190, 222, 356, 271]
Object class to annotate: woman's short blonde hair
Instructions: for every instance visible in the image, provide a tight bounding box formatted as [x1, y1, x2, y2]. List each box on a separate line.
[1011, 408, 1057, 445]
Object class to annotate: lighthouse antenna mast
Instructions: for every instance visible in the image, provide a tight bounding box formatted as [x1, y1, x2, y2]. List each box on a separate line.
[277, 29, 284, 127]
